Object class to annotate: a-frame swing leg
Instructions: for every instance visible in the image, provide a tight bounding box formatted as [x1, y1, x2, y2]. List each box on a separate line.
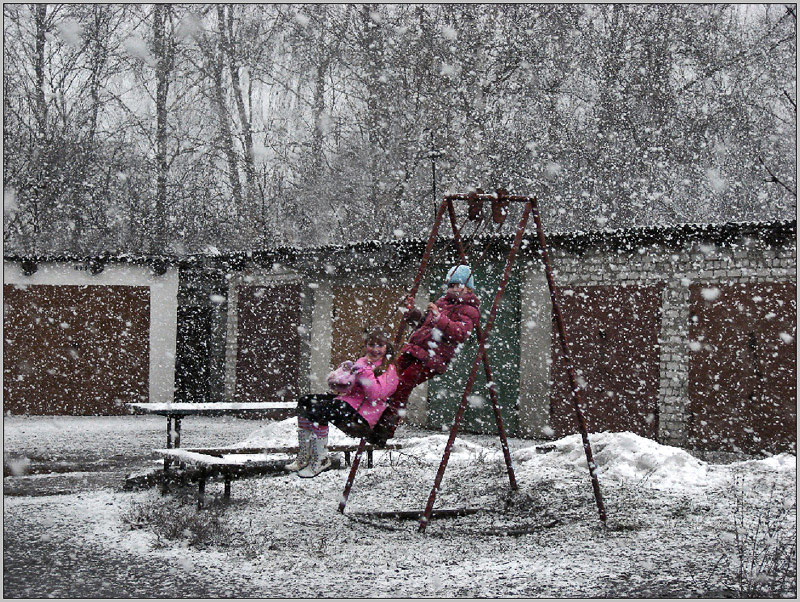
[338, 197, 451, 515]
[445, 199, 517, 491]
[530, 199, 607, 523]
[418, 200, 533, 533]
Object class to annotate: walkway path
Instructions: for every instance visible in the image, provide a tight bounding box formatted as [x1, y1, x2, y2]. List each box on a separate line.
[4, 496, 267, 598]
[3, 415, 274, 598]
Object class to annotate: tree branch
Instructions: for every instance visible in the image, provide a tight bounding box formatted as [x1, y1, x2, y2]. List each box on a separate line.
[783, 90, 797, 113]
[758, 156, 797, 197]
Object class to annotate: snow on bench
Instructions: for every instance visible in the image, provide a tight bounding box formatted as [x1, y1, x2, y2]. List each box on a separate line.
[154, 443, 404, 508]
[128, 401, 297, 417]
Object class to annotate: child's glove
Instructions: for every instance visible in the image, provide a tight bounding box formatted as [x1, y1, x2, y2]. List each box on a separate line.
[328, 361, 356, 394]
[404, 307, 423, 327]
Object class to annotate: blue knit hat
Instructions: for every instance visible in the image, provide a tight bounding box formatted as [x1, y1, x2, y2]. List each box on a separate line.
[446, 265, 475, 289]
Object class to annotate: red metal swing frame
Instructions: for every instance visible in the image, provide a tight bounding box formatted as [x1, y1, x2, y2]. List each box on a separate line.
[338, 191, 607, 533]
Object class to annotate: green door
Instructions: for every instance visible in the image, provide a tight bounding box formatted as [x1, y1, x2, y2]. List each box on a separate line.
[425, 259, 520, 436]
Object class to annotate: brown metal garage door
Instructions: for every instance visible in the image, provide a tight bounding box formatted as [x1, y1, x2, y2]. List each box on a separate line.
[550, 284, 664, 439]
[688, 281, 796, 454]
[235, 284, 303, 403]
[331, 285, 406, 367]
[3, 284, 150, 415]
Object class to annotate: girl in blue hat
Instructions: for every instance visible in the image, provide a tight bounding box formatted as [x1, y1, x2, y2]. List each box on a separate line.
[370, 265, 480, 445]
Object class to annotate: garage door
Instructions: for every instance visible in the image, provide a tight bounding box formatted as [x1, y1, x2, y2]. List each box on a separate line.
[331, 284, 407, 368]
[688, 281, 796, 454]
[426, 260, 521, 436]
[550, 284, 664, 439]
[3, 284, 150, 415]
[235, 284, 303, 403]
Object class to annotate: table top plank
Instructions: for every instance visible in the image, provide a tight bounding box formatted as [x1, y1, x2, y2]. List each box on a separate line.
[127, 402, 297, 417]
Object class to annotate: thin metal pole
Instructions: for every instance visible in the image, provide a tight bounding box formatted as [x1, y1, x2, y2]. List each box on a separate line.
[530, 198, 607, 524]
[419, 201, 532, 533]
[338, 197, 450, 515]
[164, 415, 173, 471]
[338, 438, 367, 513]
[431, 131, 437, 220]
[445, 198, 517, 491]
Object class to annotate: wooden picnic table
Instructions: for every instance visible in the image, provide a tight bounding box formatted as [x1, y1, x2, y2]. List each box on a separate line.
[127, 402, 297, 469]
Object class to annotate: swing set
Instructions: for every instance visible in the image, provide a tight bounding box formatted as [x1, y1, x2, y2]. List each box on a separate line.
[337, 190, 607, 533]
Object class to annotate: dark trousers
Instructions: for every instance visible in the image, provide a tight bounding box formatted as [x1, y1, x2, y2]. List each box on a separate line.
[391, 353, 438, 408]
[369, 353, 437, 445]
[296, 393, 369, 434]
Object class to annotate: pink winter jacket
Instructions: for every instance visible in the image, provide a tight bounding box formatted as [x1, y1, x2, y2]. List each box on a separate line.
[336, 356, 399, 428]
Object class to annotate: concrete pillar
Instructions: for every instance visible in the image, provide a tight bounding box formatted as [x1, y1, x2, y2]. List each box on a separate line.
[308, 282, 334, 393]
[222, 279, 239, 403]
[517, 266, 553, 438]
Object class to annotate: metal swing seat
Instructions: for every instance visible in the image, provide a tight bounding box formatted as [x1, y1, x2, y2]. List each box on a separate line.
[337, 190, 608, 533]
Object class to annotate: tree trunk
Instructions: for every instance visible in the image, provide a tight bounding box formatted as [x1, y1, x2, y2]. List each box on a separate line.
[359, 4, 387, 223]
[152, 4, 172, 253]
[223, 6, 258, 212]
[311, 61, 327, 175]
[87, 5, 110, 147]
[34, 4, 48, 139]
[211, 6, 244, 214]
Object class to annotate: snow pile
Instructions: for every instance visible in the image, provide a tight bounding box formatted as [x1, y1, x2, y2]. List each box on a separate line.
[515, 431, 713, 490]
[397, 434, 498, 464]
[730, 452, 797, 472]
[234, 419, 502, 466]
[232, 418, 362, 448]
[232, 423, 795, 492]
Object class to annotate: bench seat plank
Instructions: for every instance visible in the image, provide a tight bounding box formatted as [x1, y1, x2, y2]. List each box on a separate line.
[177, 443, 403, 457]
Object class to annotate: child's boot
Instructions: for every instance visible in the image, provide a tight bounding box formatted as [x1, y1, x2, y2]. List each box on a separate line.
[298, 433, 332, 478]
[285, 428, 312, 471]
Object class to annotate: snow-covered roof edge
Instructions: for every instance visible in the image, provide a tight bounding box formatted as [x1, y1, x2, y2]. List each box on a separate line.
[4, 219, 796, 265]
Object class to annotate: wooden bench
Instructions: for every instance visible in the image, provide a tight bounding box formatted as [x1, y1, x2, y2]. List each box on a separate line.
[155, 443, 404, 507]
[127, 402, 297, 469]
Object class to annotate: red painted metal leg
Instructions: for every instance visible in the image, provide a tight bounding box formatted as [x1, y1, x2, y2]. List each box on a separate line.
[419, 201, 532, 533]
[530, 198, 607, 524]
[338, 438, 367, 513]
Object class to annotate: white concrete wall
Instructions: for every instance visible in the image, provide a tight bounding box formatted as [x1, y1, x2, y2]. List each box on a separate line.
[518, 266, 553, 437]
[3, 260, 179, 404]
[308, 282, 334, 393]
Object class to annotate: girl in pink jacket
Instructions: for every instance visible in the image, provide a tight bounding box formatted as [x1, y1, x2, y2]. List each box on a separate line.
[286, 327, 398, 478]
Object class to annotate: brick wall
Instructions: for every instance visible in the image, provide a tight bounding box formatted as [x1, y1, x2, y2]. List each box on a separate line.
[529, 225, 796, 448]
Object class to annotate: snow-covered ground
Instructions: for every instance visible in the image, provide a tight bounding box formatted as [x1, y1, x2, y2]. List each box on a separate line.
[4, 416, 797, 598]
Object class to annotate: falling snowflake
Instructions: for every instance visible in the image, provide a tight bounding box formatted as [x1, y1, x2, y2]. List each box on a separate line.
[467, 394, 485, 408]
[441, 25, 457, 40]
